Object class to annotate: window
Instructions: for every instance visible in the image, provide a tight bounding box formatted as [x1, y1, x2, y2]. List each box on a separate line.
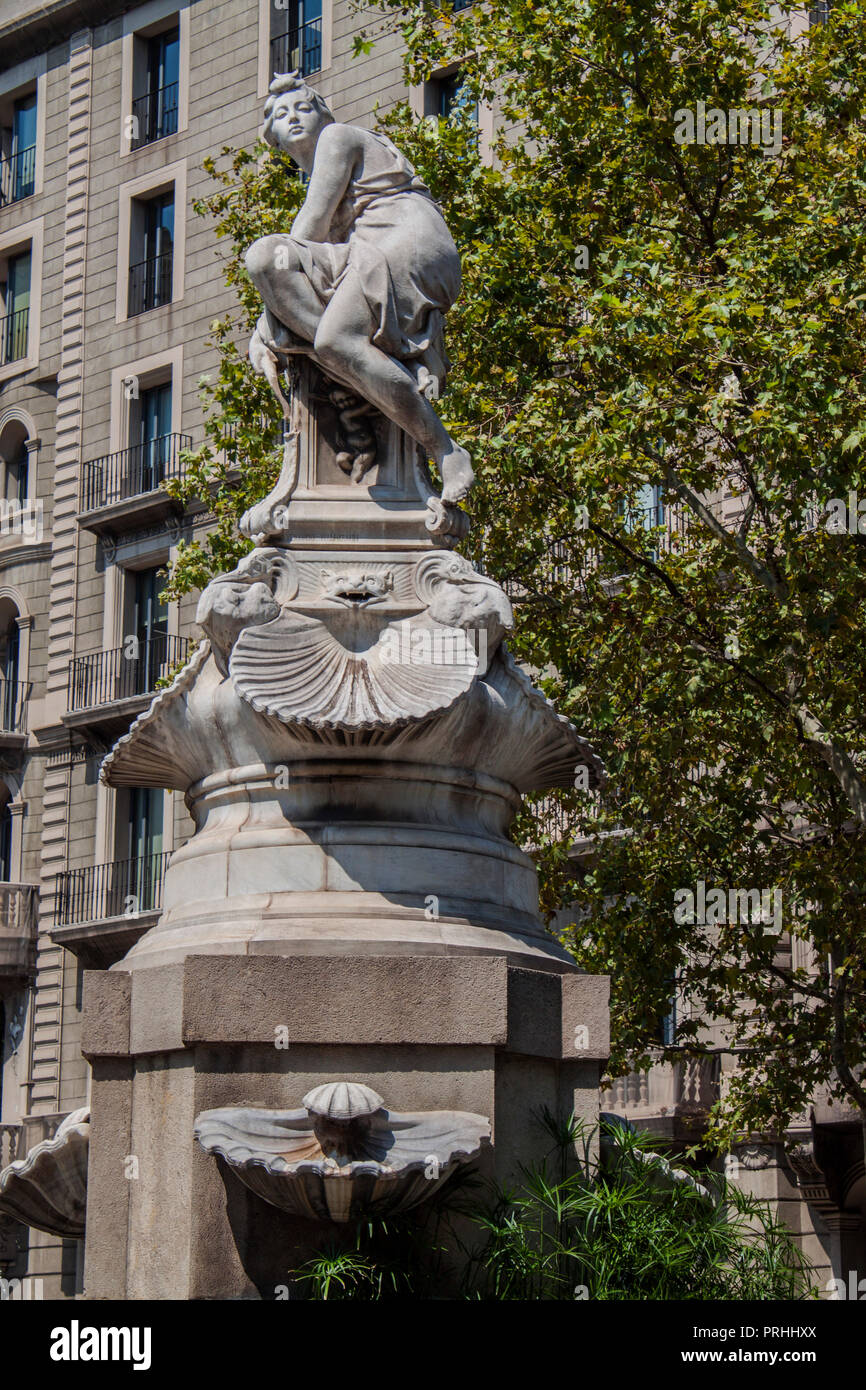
[116, 166, 185, 321]
[128, 191, 173, 317]
[809, 1, 831, 24]
[112, 786, 165, 913]
[4, 438, 27, 506]
[0, 611, 19, 733]
[0, 92, 36, 207]
[0, 790, 12, 880]
[271, 0, 323, 78]
[657, 998, 677, 1047]
[121, 788, 164, 864]
[121, 6, 190, 158]
[123, 565, 169, 696]
[436, 71, 478, 125]
[622, 482, 664, 532]
[131, 26, 179, 149]
[130, 381, 173, 494]
[0, 250, 30, 367]
[0, 420, 29, 506]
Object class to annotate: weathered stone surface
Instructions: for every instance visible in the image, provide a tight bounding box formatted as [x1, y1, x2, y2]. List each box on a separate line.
[80, 955, 609, 1060]
[81, 970, 131, 1058]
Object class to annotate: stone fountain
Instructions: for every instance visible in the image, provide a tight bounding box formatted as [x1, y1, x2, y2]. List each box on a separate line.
[79, 73, 609, 1300]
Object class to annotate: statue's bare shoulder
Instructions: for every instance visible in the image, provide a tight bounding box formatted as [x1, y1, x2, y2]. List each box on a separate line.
[314, 121, 388, 171]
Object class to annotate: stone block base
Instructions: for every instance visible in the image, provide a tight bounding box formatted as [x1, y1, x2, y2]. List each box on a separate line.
[81, 954, 608, 1299]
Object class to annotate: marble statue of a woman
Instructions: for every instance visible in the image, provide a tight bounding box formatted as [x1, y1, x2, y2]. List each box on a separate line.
[244, 72, 474, 505]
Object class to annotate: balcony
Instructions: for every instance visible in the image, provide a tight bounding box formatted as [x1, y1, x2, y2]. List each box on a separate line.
[0, 1123, 20, 1171]
[128, 251, 172, 318]
[522, 791, 604, 850]
[64, 633, 191, 734]
[270, 16, 323, 77]
[52, 851, 169, 967]
[77, 433, 191, 534]
[0, 883, 38, 983]
[604, 1055, 721, 1142]
[130, 82, 179, 150]
[0, 678, 29, 755]
[0, 307, 28, 368]
[0, 145, 35, 207]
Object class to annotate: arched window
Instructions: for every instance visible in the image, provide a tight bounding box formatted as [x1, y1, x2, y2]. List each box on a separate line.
[0, 417, 28, 504]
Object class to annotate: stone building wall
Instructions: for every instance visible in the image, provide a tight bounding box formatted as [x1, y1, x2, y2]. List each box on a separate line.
[0, 0, 415, 1298]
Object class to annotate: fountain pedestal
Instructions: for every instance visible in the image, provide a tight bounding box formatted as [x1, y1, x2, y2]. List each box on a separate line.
[80, 359, 609, 1298]
[82, 955, 608, 1298]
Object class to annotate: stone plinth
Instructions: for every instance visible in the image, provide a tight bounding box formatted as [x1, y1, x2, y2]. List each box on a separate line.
[81, 955, 608, 1300]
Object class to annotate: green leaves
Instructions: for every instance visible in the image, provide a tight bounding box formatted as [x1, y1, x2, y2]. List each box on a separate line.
[171, 0, 866, 1152]
[364, 0, 866, 1144]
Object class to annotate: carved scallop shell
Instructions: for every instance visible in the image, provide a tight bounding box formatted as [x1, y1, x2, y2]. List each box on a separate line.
[194, 1099, 491, 1222]
[230, 612, 478, 730]
[0, 1108, 90, 1239]
[302, 1082, 384, 1120]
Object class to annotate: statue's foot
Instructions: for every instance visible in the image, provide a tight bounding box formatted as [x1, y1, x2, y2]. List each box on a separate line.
[350, 451, 377, 483]
[439, 445, 475, 504]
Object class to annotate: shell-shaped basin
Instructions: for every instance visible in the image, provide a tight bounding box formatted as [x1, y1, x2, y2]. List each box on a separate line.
[195, 1090, 490, 1223]
[0, 1108, 90, 1239]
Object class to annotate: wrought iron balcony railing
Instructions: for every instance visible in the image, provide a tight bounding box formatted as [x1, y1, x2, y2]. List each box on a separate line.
[130, 82, 179, 149]
[270, 16, 323, 77]
[0, 308, 29, 368]
[0, 144, 36, 206]
[54, 851, 170, 926]
[128, 252, 173, 317]
[67, 634, 191, 712]
[0, 679, 28, 733]
[80, 433, 191, 513]
[0, 883, 38, 980]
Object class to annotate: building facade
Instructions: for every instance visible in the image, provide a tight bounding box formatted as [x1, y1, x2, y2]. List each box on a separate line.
[0, 0, 420, 1298]
[0, 0, 861, 1300]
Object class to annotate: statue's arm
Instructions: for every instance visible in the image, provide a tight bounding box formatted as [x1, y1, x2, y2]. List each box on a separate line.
[290, 123, 362, 242]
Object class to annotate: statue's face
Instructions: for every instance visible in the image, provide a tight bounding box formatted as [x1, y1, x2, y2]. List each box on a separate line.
[269, 90, 325, 152]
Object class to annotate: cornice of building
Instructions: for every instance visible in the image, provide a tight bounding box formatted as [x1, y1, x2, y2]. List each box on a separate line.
[0, 0, 138, 72]
[0, 540, 52, 565]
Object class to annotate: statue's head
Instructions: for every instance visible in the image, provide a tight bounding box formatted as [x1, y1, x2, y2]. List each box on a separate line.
[262, 71, 334, 154]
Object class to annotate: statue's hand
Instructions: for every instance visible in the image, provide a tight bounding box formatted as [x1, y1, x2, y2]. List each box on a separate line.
[248, 323, 292, 419]
[249, 324, 278, 379]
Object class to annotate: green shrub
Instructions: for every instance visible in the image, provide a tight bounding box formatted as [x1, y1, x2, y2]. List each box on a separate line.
[291, 1113, 817, 1301]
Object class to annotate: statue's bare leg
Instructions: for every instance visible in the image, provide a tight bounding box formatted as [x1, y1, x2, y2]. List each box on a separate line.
[313, 272, 474, 503]
[244, 236, 323, 344]
[246, 244, 474, 503]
